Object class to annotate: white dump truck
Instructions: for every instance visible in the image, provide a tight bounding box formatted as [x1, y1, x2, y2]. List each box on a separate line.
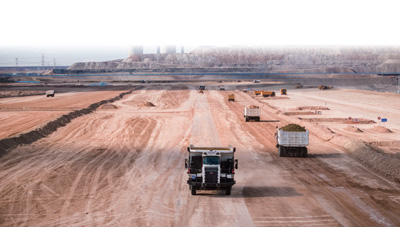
[244, 105, 260, 122]
[275, 124, 309, 157]
[185, 145, 238, 195]
[46, 90, 55, 97]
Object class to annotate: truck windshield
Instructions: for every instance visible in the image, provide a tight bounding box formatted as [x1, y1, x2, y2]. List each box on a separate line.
[203, 156, 219, 165]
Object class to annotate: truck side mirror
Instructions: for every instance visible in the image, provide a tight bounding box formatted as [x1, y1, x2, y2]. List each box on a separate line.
[274, 132, 277, 139]
[185, 159, 188, 168]
[235, 159, 238, 169]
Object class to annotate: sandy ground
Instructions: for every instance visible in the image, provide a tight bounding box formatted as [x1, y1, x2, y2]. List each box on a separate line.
[0, 90, 128, 139]
[264, 88, 400, 154]
[0, 86, 399, 226]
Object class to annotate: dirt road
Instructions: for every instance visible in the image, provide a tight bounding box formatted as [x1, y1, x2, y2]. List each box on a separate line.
[0, 86, 399, 226]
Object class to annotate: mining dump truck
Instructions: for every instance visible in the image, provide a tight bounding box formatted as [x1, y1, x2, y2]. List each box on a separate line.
[185, 145, 238, 195]
[219, 85, 225, 90]
[280, 89, 287, 95]
[199, 85, 205, 90]
[46, 90, 55, 97]
[228, 94, 235, 101]
[262, 91, 275, 97]
[244, 105, 260, 122]
[275, 124, 309, 157]
[254, 90, 262, 95]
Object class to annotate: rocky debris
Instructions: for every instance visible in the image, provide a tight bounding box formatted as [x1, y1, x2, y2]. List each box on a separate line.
[280, 124, 306, 132]
[138, 101, 155, 107]
[0, 90, 46, 98]
[298, 106, 330, 110]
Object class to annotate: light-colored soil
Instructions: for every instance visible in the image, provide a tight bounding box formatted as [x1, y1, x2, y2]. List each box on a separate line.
[0, 89, 128, 139]
[0, 86, 399, 226]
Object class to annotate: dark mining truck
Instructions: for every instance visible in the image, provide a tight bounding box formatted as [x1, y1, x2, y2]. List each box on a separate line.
[185, 145, 238, 195]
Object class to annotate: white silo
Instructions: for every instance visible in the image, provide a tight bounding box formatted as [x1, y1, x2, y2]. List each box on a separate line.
[129, 45, 144, 56]
[160, 45, 176, 54]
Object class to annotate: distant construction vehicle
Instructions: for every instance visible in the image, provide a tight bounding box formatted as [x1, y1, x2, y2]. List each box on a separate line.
[244, 105, 260, 122]
[253, 80, 260, 83]
[243, 88, 248, 93]
[295, 84, 303, 88]
[185, 145, 238, 195]
[46, 90, 55, 97]
[219, 85, 225, 90]
[254, 90, 262, 95]
[318, 85, 333, 90]
[280, 89, 287, 95]
[228, 94, 235, 101]
[199, 85, 205, 90]
[275, 124, 309, 157]
[262, 91, 275, 97]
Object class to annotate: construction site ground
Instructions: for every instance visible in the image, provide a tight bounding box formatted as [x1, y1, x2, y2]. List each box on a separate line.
[0, 85, 399, 226]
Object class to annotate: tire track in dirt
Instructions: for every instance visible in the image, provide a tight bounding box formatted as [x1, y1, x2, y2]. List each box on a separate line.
[218, 90, 400, 226]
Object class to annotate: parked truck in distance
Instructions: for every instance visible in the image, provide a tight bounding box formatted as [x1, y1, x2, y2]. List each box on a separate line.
[228, 94, 235, 101]
[262, 91, 275, 97]
[280, 89, 287, 95]
[199, 85, 205, 90]
[275, 124, 309, 157]
[244, 105, 260, 122]
[185, 145, 238, 195]
[46, 90, 55, 97]
[219, 85, 225, 90]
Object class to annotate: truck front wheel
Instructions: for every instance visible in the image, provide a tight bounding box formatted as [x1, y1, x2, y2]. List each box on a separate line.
[191, 186, 197, 195]
[225, 186, 232, 195]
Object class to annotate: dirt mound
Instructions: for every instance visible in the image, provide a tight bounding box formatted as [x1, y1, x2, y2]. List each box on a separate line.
[371, 126, 392, 133]
[345, 125, 363, 132]
[138, 101, 155, 107]
[336, 138, 400, 182]
[280, 124, 306, 132]
[100, 104, 118, 109]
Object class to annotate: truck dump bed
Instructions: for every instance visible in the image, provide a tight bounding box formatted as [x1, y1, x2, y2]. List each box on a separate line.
[277, 130, 309, 147]
[244, 106, 260, 117]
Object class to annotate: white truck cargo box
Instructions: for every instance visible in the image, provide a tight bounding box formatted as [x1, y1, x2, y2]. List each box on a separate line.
[244, 107, 260, 117]
[277, 130, 309, 147]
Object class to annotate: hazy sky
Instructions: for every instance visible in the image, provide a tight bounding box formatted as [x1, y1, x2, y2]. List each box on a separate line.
[1, 0, 399, 66]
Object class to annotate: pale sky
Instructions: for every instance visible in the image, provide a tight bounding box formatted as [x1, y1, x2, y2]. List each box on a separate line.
[1, 0, 400, 66]
[1, 0, 399, 47]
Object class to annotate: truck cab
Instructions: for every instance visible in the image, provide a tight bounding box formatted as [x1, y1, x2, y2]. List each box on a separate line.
[185, 145, 238, 195]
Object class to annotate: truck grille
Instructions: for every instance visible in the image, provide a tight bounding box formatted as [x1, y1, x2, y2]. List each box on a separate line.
[205, 167, 218, 184]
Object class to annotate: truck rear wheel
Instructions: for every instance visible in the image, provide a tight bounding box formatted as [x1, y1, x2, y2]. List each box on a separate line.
[245, 117, 248, 122]
[191, 186, 196, 195]
[303, 148, 308, 158]
[225, 186, 232, 195]
[278, 146, 284, 157]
